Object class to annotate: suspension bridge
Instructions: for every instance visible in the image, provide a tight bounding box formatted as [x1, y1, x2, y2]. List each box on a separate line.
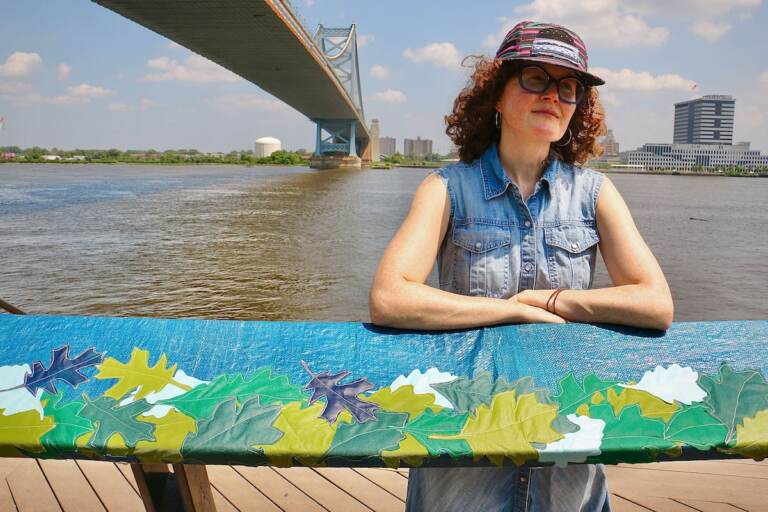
[92, 0, 372, 169]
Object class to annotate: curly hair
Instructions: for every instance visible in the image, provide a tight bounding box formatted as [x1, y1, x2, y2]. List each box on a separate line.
[445, 56, 606, 165]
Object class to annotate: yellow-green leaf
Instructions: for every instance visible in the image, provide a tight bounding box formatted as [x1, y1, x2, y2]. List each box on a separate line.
[96, 348, 191, 400]
[256, 402, 337, 466]
[433, 391, 562, 466]
[381, 433, 429, 468]
[607, 387, 679, 422]
[366, 385, 441, 418]
[731, 410, 768, 460]
[0, 409, 55, 457]
[134, 410, 197, 463]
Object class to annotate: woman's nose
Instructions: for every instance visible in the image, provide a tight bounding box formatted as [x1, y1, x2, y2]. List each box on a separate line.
[540, 81, 560, 102]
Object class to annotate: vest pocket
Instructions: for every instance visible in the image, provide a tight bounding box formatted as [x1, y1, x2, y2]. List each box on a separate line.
[451, 224, 511, 297]
[543, 224, 600, 289]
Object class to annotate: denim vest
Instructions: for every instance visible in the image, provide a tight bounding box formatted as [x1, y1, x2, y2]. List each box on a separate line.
[434, 144, 604, 296]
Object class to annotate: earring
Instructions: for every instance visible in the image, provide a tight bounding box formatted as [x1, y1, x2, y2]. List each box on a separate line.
[554, 128, 572, 147]
[495, 111, 500, 129]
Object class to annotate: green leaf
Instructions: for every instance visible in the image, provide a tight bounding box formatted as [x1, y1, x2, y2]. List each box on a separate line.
[181, 396, 282, 464]
[699, 364, 768, 443]
[39, 391, 93, 456]
[162, 369, 305, 420]
[587, 403, 676, 464]
[79, 396, 155, 450]
[432, 374, 549, 415]
[664, 403, 728, 451]
[403, 409, 470, 459]
[552, 373, 622, 416]
[0, 408, 55, 457]
[325, 411, 409, 464]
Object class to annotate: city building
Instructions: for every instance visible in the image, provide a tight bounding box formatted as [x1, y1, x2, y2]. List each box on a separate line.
[369, 119, 381, 162]
[379, 137, 396, 156]
[626, 142, 768, 170]
[404, 137, 433, 158]
[254, 136, 281, 157]
[600, 129, 620, 157]
[674, 95, 735, 145]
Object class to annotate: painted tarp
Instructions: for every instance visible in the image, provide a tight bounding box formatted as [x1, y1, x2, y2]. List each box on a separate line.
[0, 315, 766, 467]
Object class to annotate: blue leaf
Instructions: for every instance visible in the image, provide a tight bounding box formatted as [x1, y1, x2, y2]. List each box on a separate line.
[301, 360, 379, 424]
[24, 345, 105, 395]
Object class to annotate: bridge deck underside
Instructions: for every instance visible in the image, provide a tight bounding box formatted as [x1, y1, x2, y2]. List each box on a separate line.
[94, 0, 368, 138]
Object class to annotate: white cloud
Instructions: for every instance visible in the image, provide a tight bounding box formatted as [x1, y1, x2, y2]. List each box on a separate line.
[484, 3, 669, 49]
[57, 63, 71, 81]
[303, 0, 315, 6]
[0, 52, 42, 77]
[403, 42, 463, 71]
[599, 92, 622, 107]
[370, 65, 390, 79]
[690, 20, 732, 41]
[591, 67, 697, 91]
[367, 89, 407, 103]
[620, 364, 707, 405]
[357, 34, 374, 48]
[1, 93, 89, 106]
[758, 71, 768, 88]
[67, 83, 115, 99]
[208, 94, 287, 111]
[142, 54, 240, 83]
[629, 0, 761, 17]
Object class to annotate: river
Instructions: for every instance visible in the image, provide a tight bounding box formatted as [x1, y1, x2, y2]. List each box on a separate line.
[1, 164, 765, 322]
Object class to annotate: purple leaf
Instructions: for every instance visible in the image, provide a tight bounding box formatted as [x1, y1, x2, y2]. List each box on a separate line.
[301, 360, 379, 424]
[24, 345, 105, 395]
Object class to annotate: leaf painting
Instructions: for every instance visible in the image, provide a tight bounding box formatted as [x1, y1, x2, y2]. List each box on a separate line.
[95, 348, 191, 401]
[731, 410, 768, 460]
[301, 361, 379, 424]
[538, 414, 606, 467]
[587, 404, 677, 464]
[366, 385, 441, 418]
[23, 346, 104, 395]
[433, 390, 562, 466]
[551, 373, 622, 416]
[620, 364, 707, 405]
[134, 409, 197, 463]
[663, 403, 728, 451]
[431, 374, 550, 415]
[390, 368, 457, 408]
[79, 395, 156, 450]
[0, 408, 55, 457]
[257, 401, 338, 466]
[381, 433, 429, 468]
[606, 387, 679, 422]
[401, 409, 470, 459]
[324, 411, 409, 464]
[39, 391, 93, 456]
[181, 396, 282, 464]
[699, 364, 768, 443]
[162, 369, 305, 420]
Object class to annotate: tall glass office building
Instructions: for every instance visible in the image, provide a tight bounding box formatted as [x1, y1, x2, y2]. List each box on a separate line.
[673, 95, 735, 145]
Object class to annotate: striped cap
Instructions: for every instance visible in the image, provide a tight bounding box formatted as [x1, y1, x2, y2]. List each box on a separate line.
[495, 21, 604, 86]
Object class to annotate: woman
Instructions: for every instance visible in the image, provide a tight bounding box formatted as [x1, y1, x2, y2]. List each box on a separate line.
[369, 21, 673, 512]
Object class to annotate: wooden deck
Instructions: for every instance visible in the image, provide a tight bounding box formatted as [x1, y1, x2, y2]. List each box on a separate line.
[0, 459, 765, 511]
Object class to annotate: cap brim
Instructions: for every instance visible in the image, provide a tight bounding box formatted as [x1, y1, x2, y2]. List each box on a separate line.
[502, 56, 605, 86]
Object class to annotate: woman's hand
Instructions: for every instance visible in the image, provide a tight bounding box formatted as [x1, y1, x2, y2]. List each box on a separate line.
[508, 292, 566, 324]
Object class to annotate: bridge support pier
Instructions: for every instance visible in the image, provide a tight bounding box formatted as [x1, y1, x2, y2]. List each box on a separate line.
[310, 119, 362, 169]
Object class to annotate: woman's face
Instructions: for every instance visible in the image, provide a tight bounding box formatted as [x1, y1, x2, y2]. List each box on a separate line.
[496, 62, 579, 143]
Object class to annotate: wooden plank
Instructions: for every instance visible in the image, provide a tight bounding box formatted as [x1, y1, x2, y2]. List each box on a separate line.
[2, 458, 61, 512]
[115, 463, 140, 493]
[76, 460, 143, 512]
[624, 496, 699, 511]
[206, 464, 281, 512]
[313, 468, 404, 512]
[675, 500, 748, 512]
[352, 469, 407, 501]
[0, 477, 18, 512]
[610, 494, 654, 512]
[606, 466, 768, 510]
[211, 486, 239, 512]
[626, 461, 768, 479]
[173, 464, 216, 512]
[38, 459, 105, 512]
[273, 467, 371, 512]
[232, 466, 326, 512]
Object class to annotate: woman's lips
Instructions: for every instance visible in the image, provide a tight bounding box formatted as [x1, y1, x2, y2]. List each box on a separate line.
[532, 110, 559, 119]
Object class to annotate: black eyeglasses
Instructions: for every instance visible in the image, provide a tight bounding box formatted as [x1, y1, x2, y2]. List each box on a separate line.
[517, 65, 586, 105]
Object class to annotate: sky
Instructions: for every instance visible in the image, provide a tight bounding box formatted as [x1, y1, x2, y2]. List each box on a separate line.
[1, 0, 767, 154]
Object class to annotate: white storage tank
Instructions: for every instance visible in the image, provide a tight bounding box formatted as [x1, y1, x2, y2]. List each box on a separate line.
[254, 136, 281, 157]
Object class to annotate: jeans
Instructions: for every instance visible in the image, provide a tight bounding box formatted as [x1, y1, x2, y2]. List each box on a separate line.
[405, 465, 611, 512]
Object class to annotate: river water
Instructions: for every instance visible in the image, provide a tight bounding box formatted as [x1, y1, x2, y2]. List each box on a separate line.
[1, 164, 765, 322]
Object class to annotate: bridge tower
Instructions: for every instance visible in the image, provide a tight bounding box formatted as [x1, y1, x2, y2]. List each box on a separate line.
[309, 24, 367, 169]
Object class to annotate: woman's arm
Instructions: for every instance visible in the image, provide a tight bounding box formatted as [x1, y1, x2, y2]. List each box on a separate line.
[516, 176, 674, 330]
[369, 173, 565, 330]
